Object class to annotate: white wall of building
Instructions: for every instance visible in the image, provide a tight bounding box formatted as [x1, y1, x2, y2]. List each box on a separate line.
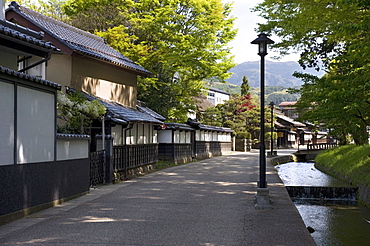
[57, 137, 89, 160]
[17, 86, 55, 164]
[0, 82, 14, 165]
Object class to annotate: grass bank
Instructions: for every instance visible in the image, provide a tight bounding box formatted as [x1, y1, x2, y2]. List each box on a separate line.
[315, 144, 370, 206]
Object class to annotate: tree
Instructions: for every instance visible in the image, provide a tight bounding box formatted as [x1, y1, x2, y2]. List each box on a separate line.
[63, 0, 237, 122]
[201, 107, 222, 127]
[241, 76, 250, 96]
[253, 0, 370, 144]
[215, 93, 260, 139]
[16, 0, 69, 21]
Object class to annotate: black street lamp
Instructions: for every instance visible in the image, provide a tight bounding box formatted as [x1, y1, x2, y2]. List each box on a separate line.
[269, 101, 275, 157]
[251, 33, 274, 209]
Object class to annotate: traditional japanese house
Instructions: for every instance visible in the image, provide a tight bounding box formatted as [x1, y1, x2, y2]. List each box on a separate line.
[6, 2, 165, 183]
[0, 19, 90, 224]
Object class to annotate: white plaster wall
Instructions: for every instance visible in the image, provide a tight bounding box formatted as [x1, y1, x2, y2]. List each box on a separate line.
[0, 82, 14, 165]
[174, 131, 180, 143]
[57, 138, 89, 160]
[158, 130, 172, 143]
[185, 131, 191, 143]
[17, 86, 55, 164]
[153, 129, 158, 143]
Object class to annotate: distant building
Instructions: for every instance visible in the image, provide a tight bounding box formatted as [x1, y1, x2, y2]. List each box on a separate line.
[207, 87, 230, 105]
[278, 101, 298, 119]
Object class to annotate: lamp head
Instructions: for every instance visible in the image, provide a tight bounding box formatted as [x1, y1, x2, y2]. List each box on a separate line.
[251, 33, 275, 56]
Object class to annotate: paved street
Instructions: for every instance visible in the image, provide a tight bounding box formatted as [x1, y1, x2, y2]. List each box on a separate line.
[0, 150, 315, 246]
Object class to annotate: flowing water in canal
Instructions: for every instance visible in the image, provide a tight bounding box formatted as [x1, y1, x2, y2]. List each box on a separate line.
[275, 162, 370, 245]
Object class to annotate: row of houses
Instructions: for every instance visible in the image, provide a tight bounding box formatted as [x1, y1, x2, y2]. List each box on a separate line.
[0, 2, 233, 223]
[275, 101, 333, 148]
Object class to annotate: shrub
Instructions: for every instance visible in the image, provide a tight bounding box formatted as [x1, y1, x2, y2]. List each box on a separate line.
[236, 132, 251, 139]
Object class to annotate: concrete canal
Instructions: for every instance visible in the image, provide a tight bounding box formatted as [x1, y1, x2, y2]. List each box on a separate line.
[275, 162, 370, 245]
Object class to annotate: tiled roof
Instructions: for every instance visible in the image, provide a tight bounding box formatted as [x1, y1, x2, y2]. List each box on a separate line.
[164, 123, 194, 131]
[7, 2, 151, 76]
[0, 65, 61, 90]
[137, 104, 166, 121]
[80, 92, 164, 125]
[276, 114, 305, 127]
[185, 119, 233, 132]
[0, 20, 58, 51]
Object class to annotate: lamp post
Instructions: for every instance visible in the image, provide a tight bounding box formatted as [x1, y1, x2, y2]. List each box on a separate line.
[269, 101, 275, 157]
[251, 33, 274, 209]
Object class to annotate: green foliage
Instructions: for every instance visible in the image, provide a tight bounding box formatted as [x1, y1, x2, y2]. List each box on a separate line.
[201, 107, 222, 127]
[57, 91, 106, 134]
[62, 0, 237, 121]
[215, 93, 260, 139]
[236, 132, 251, 139]
[315, 145, 370, 189]
[15, 0, 69, 21]
[211, 82, 240, 94]
[240, 76, 250, 96]
[265, 132, 277, 140]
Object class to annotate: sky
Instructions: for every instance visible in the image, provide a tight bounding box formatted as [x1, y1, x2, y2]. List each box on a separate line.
[227, 0, 300, 64]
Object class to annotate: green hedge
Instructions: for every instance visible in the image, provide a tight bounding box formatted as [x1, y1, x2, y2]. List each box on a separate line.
[315, 145, 370, 188]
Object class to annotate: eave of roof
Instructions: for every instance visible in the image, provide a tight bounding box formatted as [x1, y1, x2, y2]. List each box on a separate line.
[0, 65, 61, 90]
[6, 2, 151, 77]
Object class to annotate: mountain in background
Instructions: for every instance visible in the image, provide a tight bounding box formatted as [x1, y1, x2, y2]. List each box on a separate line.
[226, 60, 324, 87]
